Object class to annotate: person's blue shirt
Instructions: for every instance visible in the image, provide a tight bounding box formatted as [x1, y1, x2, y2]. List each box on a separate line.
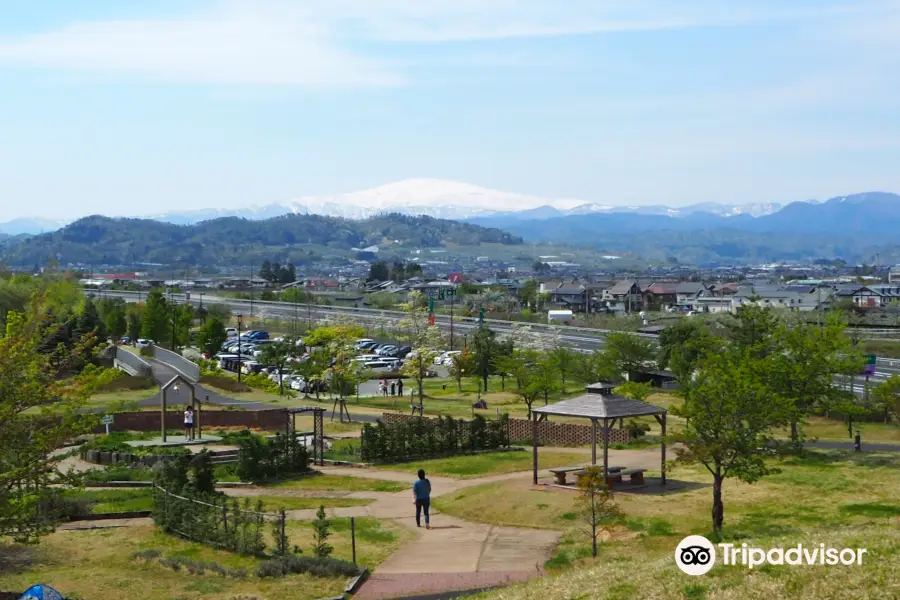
[413, 478, 431, 501]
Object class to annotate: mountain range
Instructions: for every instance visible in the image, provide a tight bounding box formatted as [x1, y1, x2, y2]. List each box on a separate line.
[0, 179, 788, 234]
[0, 213, 521, 267]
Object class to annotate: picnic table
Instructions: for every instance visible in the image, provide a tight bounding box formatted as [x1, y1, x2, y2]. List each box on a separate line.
[549, 465, 624, 486]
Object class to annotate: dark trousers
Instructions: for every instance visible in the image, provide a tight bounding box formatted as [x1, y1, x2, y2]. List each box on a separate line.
[415, 499, 430, 526]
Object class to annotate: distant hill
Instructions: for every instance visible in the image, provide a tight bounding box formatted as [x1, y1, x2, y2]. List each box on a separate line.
[464, 192, 900, 263]
[0, 213, 522, 267]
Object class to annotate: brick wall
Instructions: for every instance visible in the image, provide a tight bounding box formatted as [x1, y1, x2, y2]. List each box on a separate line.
[380, 413, 630, 446]
[92, 409, 288, 433]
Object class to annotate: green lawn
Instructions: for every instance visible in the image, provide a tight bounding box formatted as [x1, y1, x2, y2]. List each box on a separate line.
[436, 450, 900, 600]
[0, 518, 412, 600]
[374, 450, 589, 479]
[266, 472, 406, 493]
[65, 488, 371, 514]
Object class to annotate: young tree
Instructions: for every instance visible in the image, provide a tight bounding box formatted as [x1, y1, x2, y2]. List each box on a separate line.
[171, 304, 195, 352]
[518, 279, 538, 311]
[141, 290, 169, 345]
[769, 315, 859, 443]
[294, 347, 330, 399]
[670, 347, 791, 534]
[472, 325, 500, 392]
[397, 291, 445, 403]
[447, 348, 475, 392]
[197, 316, 228, 358]
[601, 332, 656, 382]
[873, 375, 900, 423]
[258, 336, 301, 395]
[312, 505, 333, 557]
[496, 349, 544, 417]
[549, 346, 578, 394]
[0, 300, 96, 542]
[577, 467, 622, 558]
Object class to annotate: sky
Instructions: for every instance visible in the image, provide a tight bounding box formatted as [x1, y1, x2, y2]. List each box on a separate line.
[1, 0, 899, 220]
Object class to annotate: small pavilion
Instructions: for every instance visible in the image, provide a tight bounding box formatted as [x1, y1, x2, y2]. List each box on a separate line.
[530, 383, 668, 486]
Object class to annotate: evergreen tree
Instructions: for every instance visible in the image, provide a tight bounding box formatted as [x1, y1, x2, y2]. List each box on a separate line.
[141, 290, 169, 345]
[76, 297, 104, 338]
[312, 505, 333, 557]
[197, 316, 228, 358]
[368, 261, 390, 281]
[126, 309, 141, 342]
[105, 305, 127, 340]
[259, 260, 273, 282]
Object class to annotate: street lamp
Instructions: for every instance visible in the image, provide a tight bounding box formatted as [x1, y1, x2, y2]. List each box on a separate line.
[237, 313, 243, 383]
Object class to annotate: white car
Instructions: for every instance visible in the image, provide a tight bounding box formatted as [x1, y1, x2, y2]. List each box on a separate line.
[440, 351, 461, 365]
[135, 339, 154, 348]
[225, 327, 238, 337]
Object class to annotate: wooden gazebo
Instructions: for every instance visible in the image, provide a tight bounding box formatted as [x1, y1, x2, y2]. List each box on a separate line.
[530, 383, 668, 485]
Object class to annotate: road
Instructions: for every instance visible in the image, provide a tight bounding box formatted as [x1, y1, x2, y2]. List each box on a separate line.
[94, 289, 900, 383]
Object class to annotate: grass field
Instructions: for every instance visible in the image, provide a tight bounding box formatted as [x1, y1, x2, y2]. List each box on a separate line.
[67, 488, 372, 514]
[374, 450, 588, 479]
[0, 518, 411, 600]
[266, 472, 406, 493]
[434, 450, 900, 599]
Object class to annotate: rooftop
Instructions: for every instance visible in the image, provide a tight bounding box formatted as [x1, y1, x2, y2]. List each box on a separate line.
[532, 393, 666, 420]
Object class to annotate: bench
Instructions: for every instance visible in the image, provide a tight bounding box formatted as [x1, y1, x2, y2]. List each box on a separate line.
[574, 467, 645, 486]
[550, 465, 623, 486]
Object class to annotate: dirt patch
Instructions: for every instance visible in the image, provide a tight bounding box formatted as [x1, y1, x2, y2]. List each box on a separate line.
[0, 545, 35, 575]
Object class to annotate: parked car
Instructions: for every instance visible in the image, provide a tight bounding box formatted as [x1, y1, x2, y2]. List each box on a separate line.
[225, 327, 238, 337]
[245, 331, 270, 341]
[120, 336, 131, 345]
[439, 351, 461, 365]
[136, 339, 154, 348]
[375, 345, 398, 356]
[395, 345, 412, 358]
[355, 338, 376, 350]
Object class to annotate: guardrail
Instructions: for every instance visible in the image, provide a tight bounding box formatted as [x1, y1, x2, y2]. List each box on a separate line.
[152, 345, 200, 382]
[114, 347, 153, 377]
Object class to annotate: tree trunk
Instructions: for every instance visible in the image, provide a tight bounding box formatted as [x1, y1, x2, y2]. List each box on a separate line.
[561, 374, 566, 394]
[712, 474, 724, 533]
[592, 525, 598, 558]
[279, 368, 284, 396]
[790, 420, 798, 443]
[483, 374, 489, 393]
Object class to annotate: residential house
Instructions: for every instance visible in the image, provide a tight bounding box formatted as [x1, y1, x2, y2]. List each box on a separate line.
[732, 287, 820, 312]
[643, 283, 678, 310]
[674, 282, 709, 307]
[602, 280, 643, 312]
[836, 284, 900, 308]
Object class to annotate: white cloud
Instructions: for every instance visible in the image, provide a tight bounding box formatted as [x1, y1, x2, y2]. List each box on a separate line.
[0, 3, 402, 86]
[0, 0, 865, 86]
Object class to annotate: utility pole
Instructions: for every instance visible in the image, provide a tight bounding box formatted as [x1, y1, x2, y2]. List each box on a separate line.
[249, 263, 254, 321]
[237, 313, 243, 383]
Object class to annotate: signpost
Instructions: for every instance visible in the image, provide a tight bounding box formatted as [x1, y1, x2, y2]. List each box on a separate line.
[101, 414, 114, 435]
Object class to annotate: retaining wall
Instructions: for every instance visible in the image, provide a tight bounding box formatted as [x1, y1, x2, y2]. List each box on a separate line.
[114, 347, 153, 377]
[91, 409, 288, 434]
[380, 413, 631, 446]
[152, 345, 201, 381]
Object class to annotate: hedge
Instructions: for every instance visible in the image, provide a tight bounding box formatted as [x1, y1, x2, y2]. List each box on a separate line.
[360, 414, 509, 463]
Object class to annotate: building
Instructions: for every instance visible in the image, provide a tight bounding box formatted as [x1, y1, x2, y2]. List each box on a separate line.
[890, 266, 900, 284]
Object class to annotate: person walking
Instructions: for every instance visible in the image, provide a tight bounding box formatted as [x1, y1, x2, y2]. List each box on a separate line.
[397, 379, 404, 397]
[390, 380, 396, 396]
[413, 469, 431, 529]
[183, 405, 195, 441]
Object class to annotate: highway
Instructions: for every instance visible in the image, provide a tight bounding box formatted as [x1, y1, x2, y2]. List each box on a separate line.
[89, 289, 900, 382]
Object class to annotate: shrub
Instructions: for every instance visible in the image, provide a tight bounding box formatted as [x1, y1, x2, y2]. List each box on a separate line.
[256, 555, 358, 578]
[83, 465, 155, 483]
[200, 374, 252, 393]
[360, 414, 509, 463]
[139, 346, 154, 357]
[236, 433, 309, 483]
[96, 374, 155, 392]
[625, 420, 651, 439]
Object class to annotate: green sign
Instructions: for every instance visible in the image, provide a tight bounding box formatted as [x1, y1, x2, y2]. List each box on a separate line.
[865, 355, 877, 364]
[428, 295, 434, 313]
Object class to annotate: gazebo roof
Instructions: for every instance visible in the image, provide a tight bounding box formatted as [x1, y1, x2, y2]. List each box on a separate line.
[532, 393, 666, 420]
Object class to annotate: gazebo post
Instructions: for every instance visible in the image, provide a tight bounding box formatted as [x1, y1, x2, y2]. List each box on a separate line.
[602, 417, 609, 480]
[161, 387, 167, 443]
[590, 419, 597, 465]
[532, 411, 539, 485]
[661, 412, 667, 485]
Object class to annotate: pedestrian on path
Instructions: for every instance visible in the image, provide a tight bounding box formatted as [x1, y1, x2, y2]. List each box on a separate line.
[413, 469, 431, 529]
[183, 405, 195, 440]
[390, 380, 396, 396]
[397, 379, 404, 396]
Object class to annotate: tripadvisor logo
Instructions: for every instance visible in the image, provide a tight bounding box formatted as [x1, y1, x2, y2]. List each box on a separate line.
[675, 535, 867, 576]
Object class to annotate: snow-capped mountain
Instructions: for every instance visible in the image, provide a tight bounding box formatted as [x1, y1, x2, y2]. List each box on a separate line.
[278, 179, 587, 220]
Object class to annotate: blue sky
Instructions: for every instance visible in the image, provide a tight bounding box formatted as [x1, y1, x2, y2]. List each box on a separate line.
[1, 0, 899, 219]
